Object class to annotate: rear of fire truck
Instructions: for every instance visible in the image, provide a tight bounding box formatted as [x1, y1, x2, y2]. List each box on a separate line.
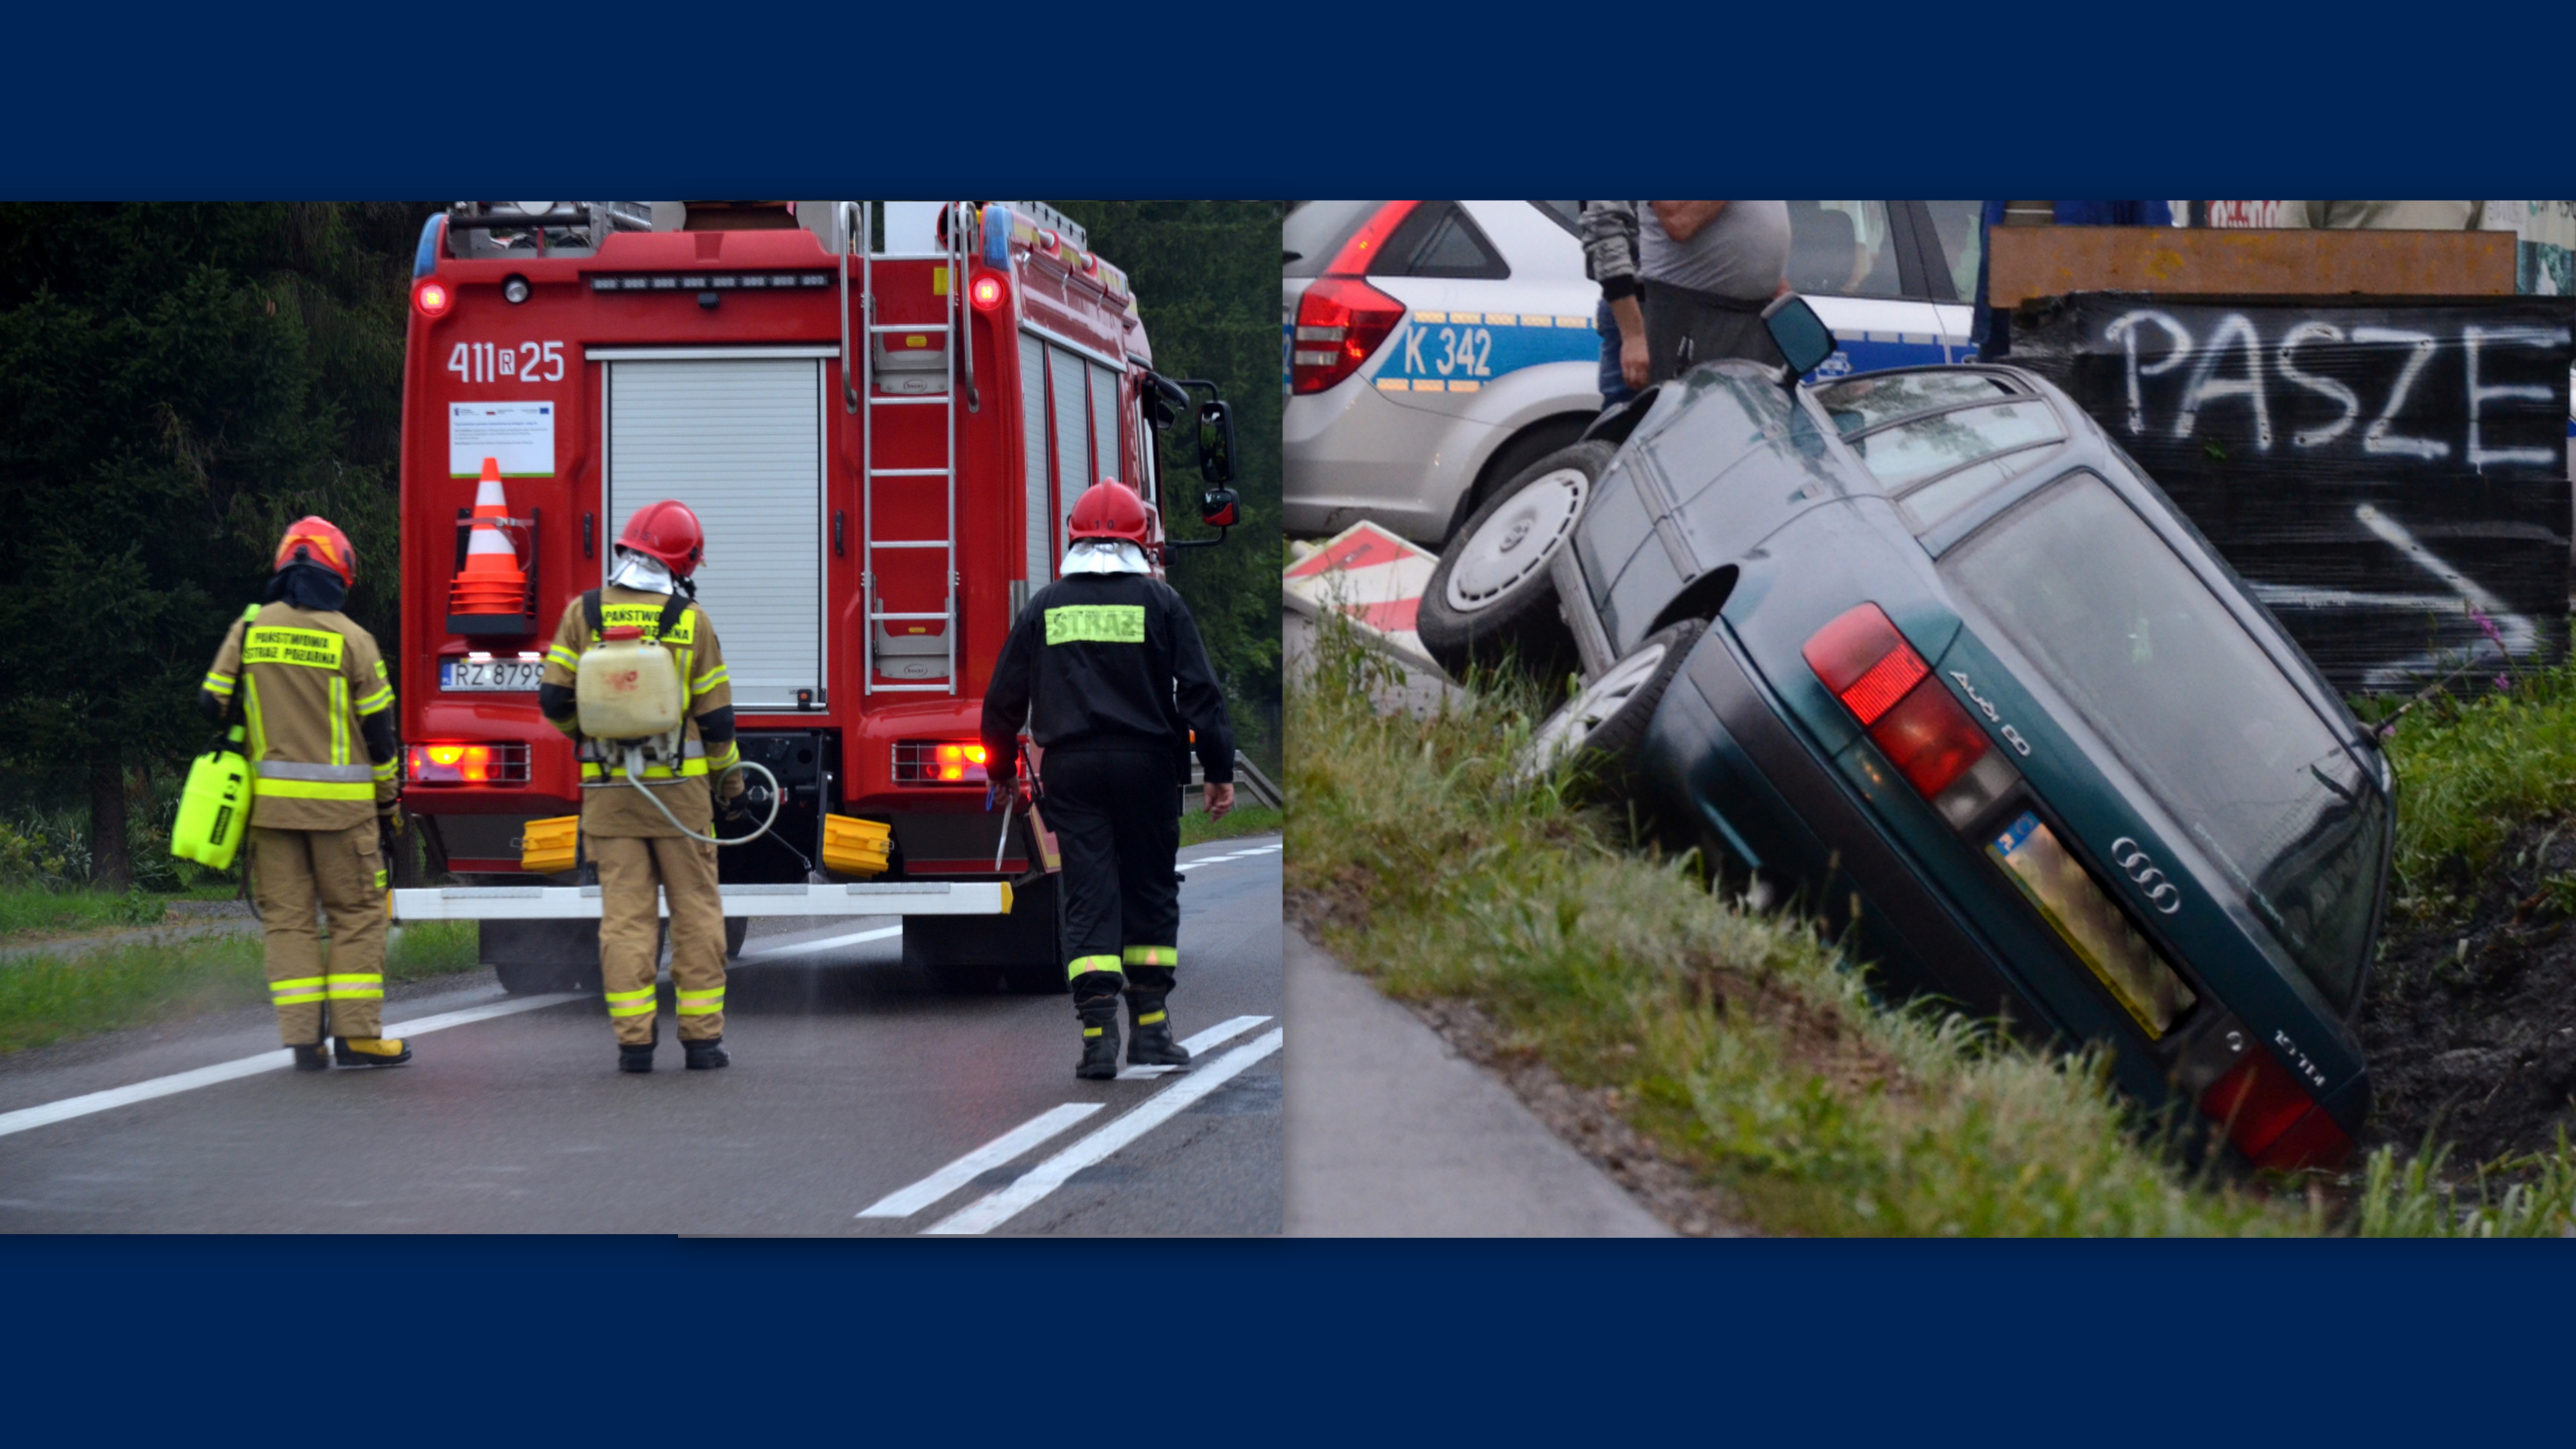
[393, 201, 1239, 995]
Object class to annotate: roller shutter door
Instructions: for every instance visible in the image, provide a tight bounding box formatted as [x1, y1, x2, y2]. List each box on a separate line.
[605, 357, 825, 711]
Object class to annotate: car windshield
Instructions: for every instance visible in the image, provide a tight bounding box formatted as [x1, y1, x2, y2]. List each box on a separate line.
[1283, 200, 1383, 277]
[1945, 471, 2385, 1011]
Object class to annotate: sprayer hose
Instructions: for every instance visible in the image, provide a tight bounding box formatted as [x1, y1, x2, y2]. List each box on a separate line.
[623, 755, 785, 847]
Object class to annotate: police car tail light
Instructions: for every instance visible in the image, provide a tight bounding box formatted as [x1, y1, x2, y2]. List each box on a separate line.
[1292, 277, 1404, 395]
[1803, 603, 1997, 805]
[2199, 1049, 2352, 1171]
[893, 740, 990, 785]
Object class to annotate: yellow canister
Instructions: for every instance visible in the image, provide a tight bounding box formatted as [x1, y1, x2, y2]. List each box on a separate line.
[172, 727, 252, 871]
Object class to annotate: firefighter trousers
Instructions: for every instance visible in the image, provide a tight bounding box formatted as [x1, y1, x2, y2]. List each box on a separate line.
[1040, 748, 1182, 1016]
[591, 834, 727, 1045]
[249, 822, 388, 1045]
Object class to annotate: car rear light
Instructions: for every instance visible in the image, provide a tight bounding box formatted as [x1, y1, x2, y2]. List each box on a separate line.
[1803, 602, 1996, 805]
[1292, 276, 1407, 395]
[413, 279, 452, 318]
[2199, 1049, 2353, 1170]
[407, 741, 529, 785]
[893, 739, 990, 785]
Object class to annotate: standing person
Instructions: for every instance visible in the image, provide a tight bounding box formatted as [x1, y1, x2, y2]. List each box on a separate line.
[981, 480, 1236, 1080]
[199, 518, 410, 1071]
[535, 501, 745, 1074]
[1579, 200, 1645, 405]
[1635, 200, 1794, 380]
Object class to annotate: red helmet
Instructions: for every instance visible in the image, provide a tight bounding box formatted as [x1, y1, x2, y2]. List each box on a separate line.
[616, 500, 706, 577]
[1067, 479, 1152, 546]
[274, 516, 357, 587]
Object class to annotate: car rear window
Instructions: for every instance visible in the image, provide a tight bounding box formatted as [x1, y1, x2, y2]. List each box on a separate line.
[1284, 200, 1383, 277]
[1845, 399, 2062, 491]
[1817, 372, 2011, 435]
[1945, 472, 2385, 1010]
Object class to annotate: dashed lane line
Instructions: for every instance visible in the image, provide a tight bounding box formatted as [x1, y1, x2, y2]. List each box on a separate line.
[856, 1014, 1274, 1222]
[0, 993, 587, 1142]
[924, 1026, 1285, 1236]
[854, 1103, 1103, 1219]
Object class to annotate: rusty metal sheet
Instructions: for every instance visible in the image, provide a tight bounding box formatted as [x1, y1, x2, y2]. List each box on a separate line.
[1988, 227, 2515, 309]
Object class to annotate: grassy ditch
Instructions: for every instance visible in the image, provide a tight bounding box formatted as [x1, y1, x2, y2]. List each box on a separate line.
[1288, 614, 2573, 1236]
[0, 883, 242, 942]
[1181, 802, 1282, 848]
[0, 921, 480, 1055]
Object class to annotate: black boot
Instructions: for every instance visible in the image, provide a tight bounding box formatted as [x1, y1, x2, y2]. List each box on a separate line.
[1125, 1000, 1191, 1067]
[1075, 987, 1122, 1080]
[683, 1036, 730, 1070]
[292, 1043, 331, 1072]
[619, 1025, 658, 1074]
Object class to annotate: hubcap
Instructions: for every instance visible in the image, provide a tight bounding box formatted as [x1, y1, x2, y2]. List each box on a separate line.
[1444, 467, 1587, 612]
[1515, 642, 1668, 783]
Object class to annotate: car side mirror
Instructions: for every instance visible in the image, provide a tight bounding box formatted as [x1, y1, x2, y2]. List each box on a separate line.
[1197, 399, 1235, 486]
[1762, 293, 1839, 379]
[1199, 487, 1239, 530]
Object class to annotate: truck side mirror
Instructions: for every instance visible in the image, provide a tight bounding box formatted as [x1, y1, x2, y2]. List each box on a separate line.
[1199, 487, 1239, 530]
[1197, 399, 1235, 486]
[1148, 374, 1189, 431]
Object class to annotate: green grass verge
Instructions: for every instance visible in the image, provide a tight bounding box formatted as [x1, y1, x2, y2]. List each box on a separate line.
[0, 921, 481, 1055]
[2366, 663, 2576, 917]
[1289, 614, 2571, 1235]
[1181, 802, 1282, 847]
[0, 882, 249, 942]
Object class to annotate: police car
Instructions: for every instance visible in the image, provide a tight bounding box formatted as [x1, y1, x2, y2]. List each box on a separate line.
[1284, 200, 1987, 546]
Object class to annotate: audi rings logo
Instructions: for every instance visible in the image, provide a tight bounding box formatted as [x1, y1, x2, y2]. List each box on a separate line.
[2109, 837, 2183, 915]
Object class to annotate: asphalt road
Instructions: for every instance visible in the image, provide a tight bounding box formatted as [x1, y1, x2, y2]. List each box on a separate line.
[0, 835, 1281, 1236]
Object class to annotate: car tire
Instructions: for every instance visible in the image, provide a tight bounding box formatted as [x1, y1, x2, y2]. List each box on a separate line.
[1419, 439, 1611, 685]
[724, 916, 749, 960]
[1516, 618, 1707, 800]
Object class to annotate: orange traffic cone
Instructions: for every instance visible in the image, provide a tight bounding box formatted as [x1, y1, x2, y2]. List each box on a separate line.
[448, 456, 527, 617]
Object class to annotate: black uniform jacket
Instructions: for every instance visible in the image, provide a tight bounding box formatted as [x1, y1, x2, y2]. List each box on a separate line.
[979, 572, 1234, 785]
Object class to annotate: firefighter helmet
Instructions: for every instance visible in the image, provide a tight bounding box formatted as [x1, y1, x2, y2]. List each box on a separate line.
[616, 500, 706, 577]
[1066, 480, 1152, 546]
[274, 516, 357, 587]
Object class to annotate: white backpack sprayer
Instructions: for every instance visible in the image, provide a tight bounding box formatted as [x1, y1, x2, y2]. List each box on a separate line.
[575, 620, 784, 847]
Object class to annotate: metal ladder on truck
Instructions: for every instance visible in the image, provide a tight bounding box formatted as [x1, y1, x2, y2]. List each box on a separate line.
[841, 201, 970, 697]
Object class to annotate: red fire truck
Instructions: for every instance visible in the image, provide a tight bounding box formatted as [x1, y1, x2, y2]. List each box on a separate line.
[388, 201, 1239, 995]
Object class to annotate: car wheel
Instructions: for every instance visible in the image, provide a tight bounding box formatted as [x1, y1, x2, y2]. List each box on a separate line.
[724, 916, 749, 959]
[1419, 440, 1612, 684]
[1516, 618, 1707, 798]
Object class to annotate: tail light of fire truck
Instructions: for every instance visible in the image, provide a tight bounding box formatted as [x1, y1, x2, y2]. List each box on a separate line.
[413, 280, 452, 318]
[893, 741, 990, 785]
[408, 742, 530, 786]
[969, 272, 1008, 312]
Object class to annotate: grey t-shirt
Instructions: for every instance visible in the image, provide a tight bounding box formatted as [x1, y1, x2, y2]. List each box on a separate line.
[1637, 201, 1791, 301]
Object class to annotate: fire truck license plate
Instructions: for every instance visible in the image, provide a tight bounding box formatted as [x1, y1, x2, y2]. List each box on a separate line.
[440, 659, 543, 692]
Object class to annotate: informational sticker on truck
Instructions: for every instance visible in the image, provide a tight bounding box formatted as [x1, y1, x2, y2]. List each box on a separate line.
[449, 401, 555, 477]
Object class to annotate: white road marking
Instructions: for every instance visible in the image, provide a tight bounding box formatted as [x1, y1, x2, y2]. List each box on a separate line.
[854, 1102, 1104, 1219]
[740, 924, 903, 960]
[0, 992, 585, 1142]
[924, 1027, 1284, 1236]
[1113, 1013, 1272, 1079]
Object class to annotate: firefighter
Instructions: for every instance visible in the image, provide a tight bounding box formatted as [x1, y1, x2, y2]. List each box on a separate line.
[199, 518, 411, 1070]
[535, 500, 744, 1073]
[982, 479, 1236, 1080]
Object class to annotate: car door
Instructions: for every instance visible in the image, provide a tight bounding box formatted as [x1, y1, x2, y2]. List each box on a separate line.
[1788, 200, 1961, 379]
